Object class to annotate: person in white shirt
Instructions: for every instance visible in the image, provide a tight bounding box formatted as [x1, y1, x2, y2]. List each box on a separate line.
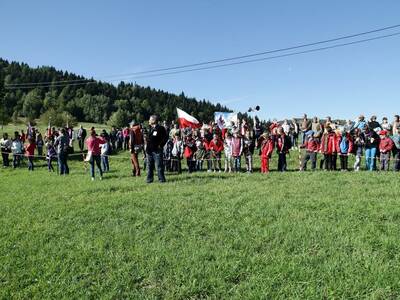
[100, 135, 110, 172]
[11, 132, 23, 168]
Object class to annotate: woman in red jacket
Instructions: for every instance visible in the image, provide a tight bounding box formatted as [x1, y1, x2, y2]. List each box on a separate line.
[319, 126, 337, 171]
[86, 130, 106, 180]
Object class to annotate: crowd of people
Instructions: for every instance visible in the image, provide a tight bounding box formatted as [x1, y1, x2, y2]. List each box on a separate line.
[1, 114, 400, 183]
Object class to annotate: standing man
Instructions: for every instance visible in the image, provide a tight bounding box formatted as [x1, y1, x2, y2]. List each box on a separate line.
[129, 120, 144, 177]
[146, 115, 167, 183]
[54, 128, 69, 175]
[300, 114, 312, 144]
[77, 125, 87, 152]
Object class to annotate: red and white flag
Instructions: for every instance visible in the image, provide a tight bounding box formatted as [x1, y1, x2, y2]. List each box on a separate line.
[176, 108, 202, 129]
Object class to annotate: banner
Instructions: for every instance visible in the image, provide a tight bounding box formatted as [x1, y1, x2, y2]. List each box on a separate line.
[176, 108, 202, 129]
[214, 112, 238, 129]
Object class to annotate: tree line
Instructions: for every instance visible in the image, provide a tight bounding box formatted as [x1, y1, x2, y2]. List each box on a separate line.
[0, 58, 231, 127]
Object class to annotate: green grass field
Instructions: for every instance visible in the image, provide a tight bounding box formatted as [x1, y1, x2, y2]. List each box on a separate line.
[1, 146, 400, 299]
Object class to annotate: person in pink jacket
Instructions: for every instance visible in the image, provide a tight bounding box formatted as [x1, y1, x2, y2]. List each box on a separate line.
[86, 130, 106, 180]
[231, 132, 243, 172]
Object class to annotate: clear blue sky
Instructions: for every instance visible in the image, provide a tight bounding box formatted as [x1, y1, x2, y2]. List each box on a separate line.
[1, 1, 399, 121]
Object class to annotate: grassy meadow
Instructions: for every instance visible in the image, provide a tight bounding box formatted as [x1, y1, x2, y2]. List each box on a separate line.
[1, 123, 400, 299]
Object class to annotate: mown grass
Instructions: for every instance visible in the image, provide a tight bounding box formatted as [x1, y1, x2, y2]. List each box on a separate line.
[1, 147, 400, 298]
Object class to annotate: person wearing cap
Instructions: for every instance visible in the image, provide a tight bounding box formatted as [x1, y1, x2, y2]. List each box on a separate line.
[379, 130, 394, 171]
[392, 126, 400, 171]
[145, 115, 167, 183]
[129, 120, 144, 176]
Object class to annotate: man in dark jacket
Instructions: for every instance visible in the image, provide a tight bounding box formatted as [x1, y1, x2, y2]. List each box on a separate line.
[77, 125, 87, 152]
[146, 115, 167, 183]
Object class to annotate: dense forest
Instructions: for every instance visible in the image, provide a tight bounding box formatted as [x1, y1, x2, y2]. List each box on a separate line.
[0, 58, 231, 127]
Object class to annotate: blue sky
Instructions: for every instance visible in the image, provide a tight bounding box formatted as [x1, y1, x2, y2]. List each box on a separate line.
[1, 1, 399, 121]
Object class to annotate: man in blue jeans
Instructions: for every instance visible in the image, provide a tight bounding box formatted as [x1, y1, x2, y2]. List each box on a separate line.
[146, 115, 167, 183]
[54, 128, 69, 175]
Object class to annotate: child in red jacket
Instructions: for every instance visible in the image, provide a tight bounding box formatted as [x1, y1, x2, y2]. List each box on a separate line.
[260, 132, 274, 173]
[300, 132, 319, 171]
[184, 133, 196, 173]
[379, 130, 394, 171]
[25, 137, 36, 171]
[208, 134, 224, 172]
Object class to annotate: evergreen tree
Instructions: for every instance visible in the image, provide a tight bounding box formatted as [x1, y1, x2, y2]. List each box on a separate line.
[0, 57, 231, 125]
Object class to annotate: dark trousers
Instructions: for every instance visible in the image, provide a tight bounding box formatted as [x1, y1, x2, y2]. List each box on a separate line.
[301, 151, 317, 170]
[323, 154, 336, 170]
[147, 151, 166, 183]
[332, 153, 337, 170]
[90, 155, 103, 178]
[233, 156, 241, 172]
[187, 158, 196, 173]
[78, 139, 85, 152]
[58, 153, 69, 175]
[380, 152, 390, 171]
[339, 154, 348, 170]
[394, 150, 400, 171]
[278, 153, 287, 172]
[48, 157, 55, 171]
[196, 160, 203, 171]
[2, 152, 10, 167]
[13, 154, 21, 168]
[172, 156, 181, 173]
[123, 137, 129, 150]
[28, 156, 34, 171]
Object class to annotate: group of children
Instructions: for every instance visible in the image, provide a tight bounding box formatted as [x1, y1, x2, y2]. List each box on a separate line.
[163, 128, 257, 174]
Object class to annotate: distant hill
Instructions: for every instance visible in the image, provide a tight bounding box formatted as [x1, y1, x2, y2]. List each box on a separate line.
[0, 58, 231, 126]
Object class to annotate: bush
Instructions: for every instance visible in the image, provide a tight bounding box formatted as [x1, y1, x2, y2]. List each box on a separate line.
[40, 109, 77, 128]
[107, 109, 131, 128]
